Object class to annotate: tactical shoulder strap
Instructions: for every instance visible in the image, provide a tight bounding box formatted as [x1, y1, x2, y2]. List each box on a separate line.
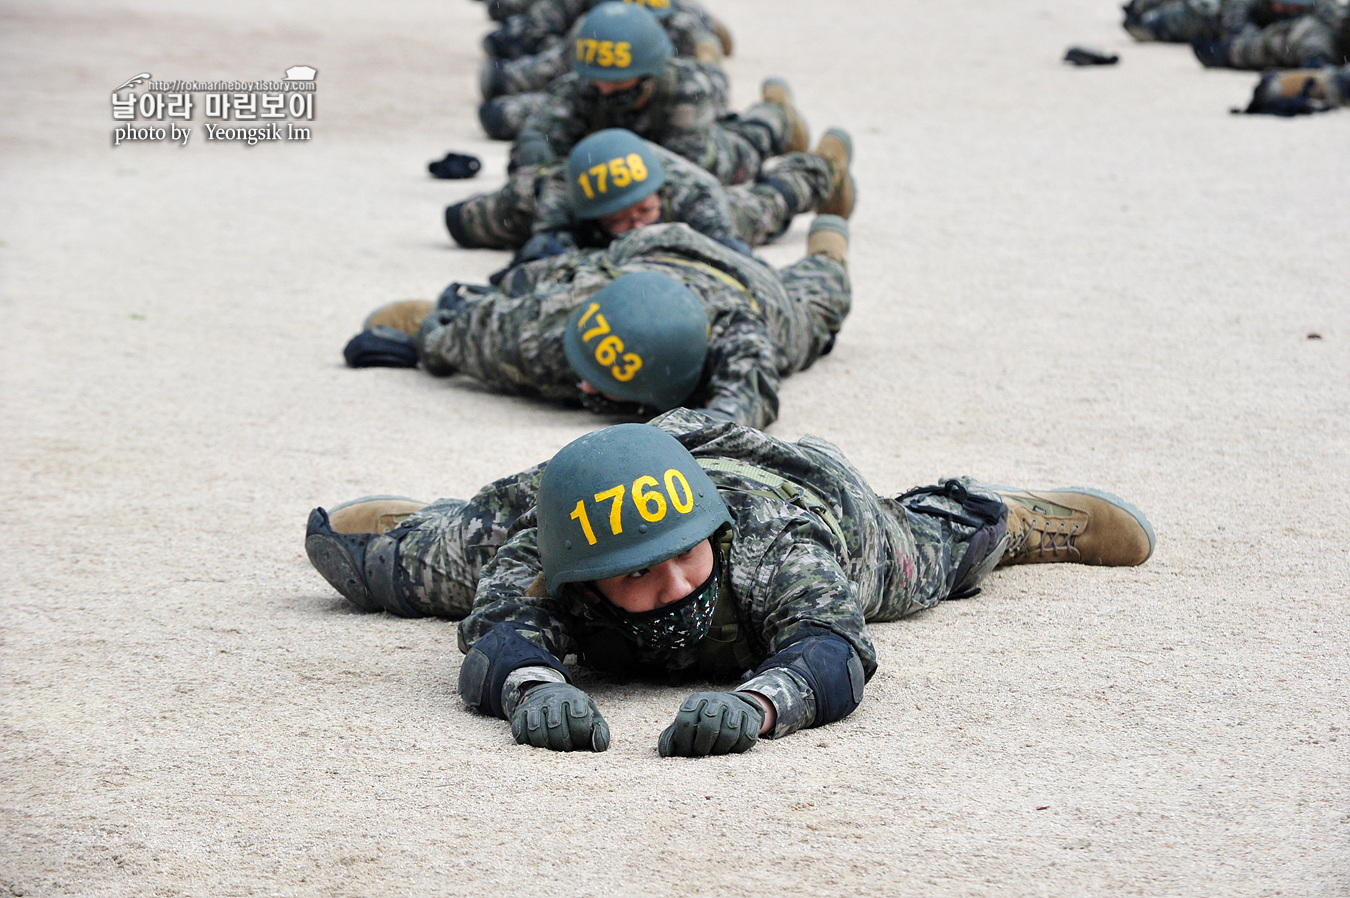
[647, 255, 760, 313]
[696, 457, 848, 549]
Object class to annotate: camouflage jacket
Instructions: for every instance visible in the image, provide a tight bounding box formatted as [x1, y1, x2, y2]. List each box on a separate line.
[458, 408, 922, 737]
[513, 57, 729, 171]
[423, 223, 838, 428]
[533, 142, 735, 245]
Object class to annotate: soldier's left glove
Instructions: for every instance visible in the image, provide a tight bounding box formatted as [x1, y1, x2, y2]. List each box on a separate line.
[510, 683, 611, 752]
[658, 691, 764, 757]
[512, 232, 568, 266]
[343, 327, 419, 368]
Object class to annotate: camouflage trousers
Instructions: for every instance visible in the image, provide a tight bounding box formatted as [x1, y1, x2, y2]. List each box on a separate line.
[390, 473, 1003, 622]
[1229, 17, 1342, 68]
[488, 36, 569, 98]
[446, 151, 831, 250]
[446, 163, 559, 250]
[1123, 0, 1223, 42]
[726, 152, 833, 246]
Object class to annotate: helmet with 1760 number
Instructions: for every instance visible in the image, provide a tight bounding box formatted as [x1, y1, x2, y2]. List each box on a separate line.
[536, 422, 730, 595]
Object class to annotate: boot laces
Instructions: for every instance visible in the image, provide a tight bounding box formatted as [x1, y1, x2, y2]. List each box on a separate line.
[1009, 511, 1082, 560]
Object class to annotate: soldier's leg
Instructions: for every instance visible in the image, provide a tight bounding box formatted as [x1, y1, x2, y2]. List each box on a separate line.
[726, 152, 833, 245]
[478, 91, 553, 141]
[866, 479, 1010, 622]
[414, 267, 585, 399]
[708, 79, 811, 184]
[305, 466, 545, 619]
[774, 218, 852, 366]
[1229, 18, 1337, 69]
[481, 37, 569, 100]
[1124, 0, 1221, 42]
[443, 166, 542, 249]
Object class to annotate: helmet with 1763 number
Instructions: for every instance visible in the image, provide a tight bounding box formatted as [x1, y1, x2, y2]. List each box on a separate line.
[564, 271, 708, 413]
[537, 422, 731, 595]
[567, 129, 667, 220]
[574, 2, 674, 81]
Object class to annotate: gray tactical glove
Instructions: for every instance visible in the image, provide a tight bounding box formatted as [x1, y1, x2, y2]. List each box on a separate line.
[658, 691, 765, 757]
[510, 682, 611, 752]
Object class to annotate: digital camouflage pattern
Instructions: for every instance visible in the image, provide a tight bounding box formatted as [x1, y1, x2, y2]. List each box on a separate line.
[488, 1, 725, 99]
[1223, 0, 1345, 68]
[510, 57, 788, 184]
[419, 223, 848, 429]
[1125, 0, 1346, 66]
[389, 409, 1003, 738]
[448, 145, 833, 250]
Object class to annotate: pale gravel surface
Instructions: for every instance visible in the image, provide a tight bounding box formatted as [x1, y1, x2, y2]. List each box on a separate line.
[1, 0, 1348, 895]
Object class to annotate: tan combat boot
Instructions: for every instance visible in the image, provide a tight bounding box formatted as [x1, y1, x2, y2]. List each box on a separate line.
[327, 495, 428, 535]
[710, 15, 734, 57]
[807, 215, 848, 268]
[762, 78, 809, 153]
[993, 487, 1155, 567]
[813, 128, 855, 219]
[362, 300, 434, 336]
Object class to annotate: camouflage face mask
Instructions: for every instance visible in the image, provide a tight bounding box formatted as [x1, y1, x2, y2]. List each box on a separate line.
[596, 551, 720, 653]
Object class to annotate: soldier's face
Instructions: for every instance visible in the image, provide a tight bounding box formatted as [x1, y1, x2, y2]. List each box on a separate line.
[594, 539, 714, 613]
[599, 193, 662, 235]
[593, 77, 641, 95]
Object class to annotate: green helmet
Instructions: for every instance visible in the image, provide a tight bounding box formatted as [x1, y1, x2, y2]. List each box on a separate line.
[573, 2, 674, 81]
[567, 129, 667, 220]
[537, 423, 731, 594]
[564, 271, 708, 411]
[620, 0, 674, 19]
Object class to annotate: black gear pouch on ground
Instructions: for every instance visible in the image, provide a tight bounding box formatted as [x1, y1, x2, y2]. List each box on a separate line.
[428, 152, 482, 179]
[1063, 46, 1119, 65]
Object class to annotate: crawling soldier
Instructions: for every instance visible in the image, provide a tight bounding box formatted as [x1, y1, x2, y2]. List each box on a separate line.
[501, 2, 808, 185]
[478, 0, 730, 143]
[304, 412, 1157, 755]
[343, 218, 852, 430]
[445, 127, 854, 254]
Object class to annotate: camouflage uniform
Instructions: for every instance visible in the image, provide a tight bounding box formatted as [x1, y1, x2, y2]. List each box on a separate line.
[510, 58, 790, 185]
[1222, 0, 1346, 68]
[1125, 0, 1347, 66]
[389, 408, 1003, 739]
[448, 145, 833, 250]
[419, 223, 849, 429]
[1123, 0, 1226, 42]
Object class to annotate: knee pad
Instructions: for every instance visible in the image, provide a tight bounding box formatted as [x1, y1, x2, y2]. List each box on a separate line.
[756, 628, 865, 727]
[457, 622, 570, 718]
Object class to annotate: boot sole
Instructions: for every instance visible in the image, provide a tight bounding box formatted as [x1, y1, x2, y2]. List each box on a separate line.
[305, 529, 380, 611]
[988, 485, 1156, 564]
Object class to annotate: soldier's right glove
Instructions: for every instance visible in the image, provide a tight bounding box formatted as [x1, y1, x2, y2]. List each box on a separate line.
[510, 682, 611, 752]
[658, 691, 764, 757]
[512, 232, 568, 266]
[343, 327, 420, 368]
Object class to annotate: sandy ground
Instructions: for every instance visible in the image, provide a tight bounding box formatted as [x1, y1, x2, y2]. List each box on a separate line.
[1, 0, 1348, 895]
